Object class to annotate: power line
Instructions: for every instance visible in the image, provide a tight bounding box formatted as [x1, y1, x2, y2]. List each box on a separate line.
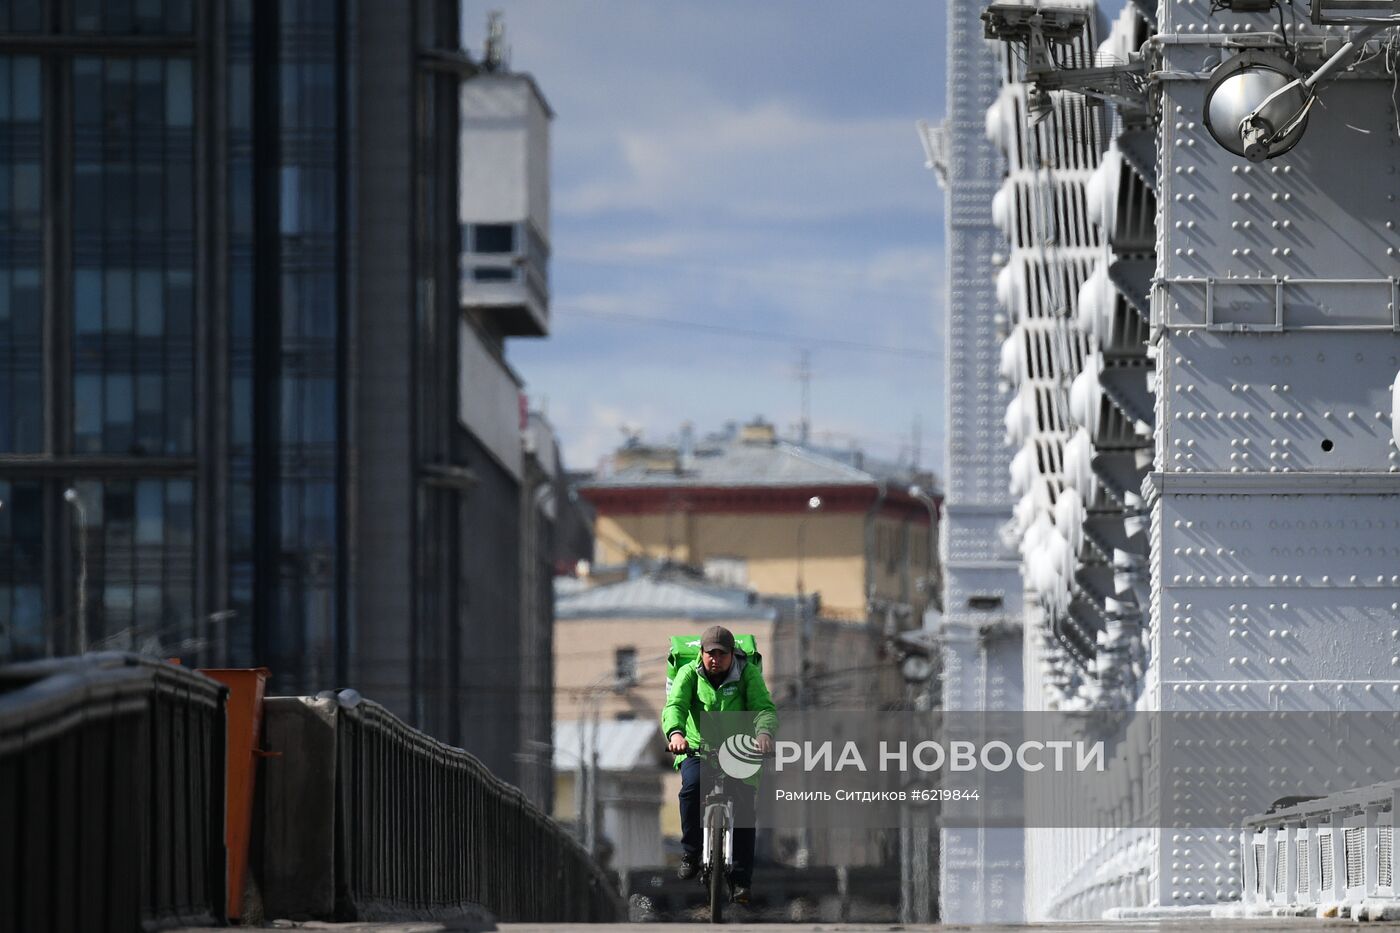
[552, 306, 939, 360]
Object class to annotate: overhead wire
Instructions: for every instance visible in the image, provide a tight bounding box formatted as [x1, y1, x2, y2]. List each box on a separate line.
[552, 306, 939, 360]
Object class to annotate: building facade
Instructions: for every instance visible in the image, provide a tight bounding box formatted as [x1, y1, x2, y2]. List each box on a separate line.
[0, 0, 552, 786]
[581, 419, 940, 629]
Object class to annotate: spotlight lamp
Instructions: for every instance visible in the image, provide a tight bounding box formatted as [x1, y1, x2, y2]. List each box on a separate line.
[1202, 23, 1390, 161]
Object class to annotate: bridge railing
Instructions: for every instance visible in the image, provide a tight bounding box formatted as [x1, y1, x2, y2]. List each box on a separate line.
[1241, 780, 1400, 913]
[259, 690, 624, 924]
[0, 653, 227, 933]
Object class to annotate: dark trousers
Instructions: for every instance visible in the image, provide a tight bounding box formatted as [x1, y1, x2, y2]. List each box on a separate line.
[678, 755, 757, 886]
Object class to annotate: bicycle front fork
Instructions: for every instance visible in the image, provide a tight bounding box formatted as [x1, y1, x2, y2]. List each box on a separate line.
[701, 800, 735, 875]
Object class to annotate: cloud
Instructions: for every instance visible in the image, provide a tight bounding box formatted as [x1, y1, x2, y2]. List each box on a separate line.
[558, 101, 935, 222]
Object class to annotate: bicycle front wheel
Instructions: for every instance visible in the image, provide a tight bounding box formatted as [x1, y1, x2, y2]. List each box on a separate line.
[706, 808, 728, 923]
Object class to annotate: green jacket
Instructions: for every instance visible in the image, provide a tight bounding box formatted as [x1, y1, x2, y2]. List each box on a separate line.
[661, 652, 778, 772]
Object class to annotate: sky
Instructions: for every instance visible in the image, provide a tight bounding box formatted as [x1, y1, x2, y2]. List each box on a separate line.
[461, 1, 951, 474]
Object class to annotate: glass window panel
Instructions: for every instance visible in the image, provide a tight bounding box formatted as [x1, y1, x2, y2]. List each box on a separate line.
[231, 375, 252, 447]
[73, 59, 103, 124]
[136, 166, 162, 235]
[135, 0, 162, 33]
[12, 369, 39, 451]
[303, 273, 335, 338]
[279, 166, 299, 234]
[280, 271, 299, 337]
[164, 367, 191, 453]
[230, 482, 253, 551]
[279, 374, 297, 446]
[279, 482, 300, 542]
[230, 162, 252, 236]
[102, 584, 134, 626]
[105, 164, 133, 237]
[135, 584, 162, 626]
[13, 58, 39, 122]
[136, 480, 163, 545]
[165, 0, 192, 33]
[164, 159, 192, 233]
[104, 479, 133, 529]
[230, 269, 252, 338]
[0, 59, 9, 121]
[165, 268, 192, 338]
[74, 0, 102, 31]
[134, 58, 162, 127]
[105, 0, 133, 33]
[303, 482, 334, 547]
[74, 374, 103, 452]
[11, 269, 39, 340]
[75, 269, 103, 335]
[0, 164, 9, 215]
[165, 59, 191, 127]
[104, 373, 134, 448]
[0, 270, 8, 326]
[473, 224, 515, 253]
[103, 59, 133, 136]
[73, 163, 103, 232]
[302, 377, 335, 444]
[12, 586, 42, 650]
[279, 62, 299, 129]
[166, 480, 192, 549]
[305, 64, 335, 130]
[0, 585, 10, 655]
[229, 62, 251, 133]
[135, 372, 162, 452]
[136, 270, 162, 337]
[104, 268, 132, 333]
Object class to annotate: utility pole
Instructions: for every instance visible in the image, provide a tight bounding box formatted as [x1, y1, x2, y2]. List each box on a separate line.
[796, 350, 812, 446]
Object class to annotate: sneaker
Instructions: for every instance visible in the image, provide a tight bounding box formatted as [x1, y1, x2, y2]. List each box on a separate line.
[731, 884, 751, 905]
[677, 854, 700, 880]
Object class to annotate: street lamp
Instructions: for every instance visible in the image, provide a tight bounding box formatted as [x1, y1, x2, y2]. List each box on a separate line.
[794, 494, 823, 711]
[908, 485, 941, 613]
[62, 488, 88, 656]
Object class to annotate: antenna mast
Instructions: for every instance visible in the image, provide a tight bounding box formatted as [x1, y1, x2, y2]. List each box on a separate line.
[797, 350, 812, 446]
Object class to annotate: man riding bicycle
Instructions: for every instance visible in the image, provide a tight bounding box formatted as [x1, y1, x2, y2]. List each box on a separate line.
[662, 625, 778, 905]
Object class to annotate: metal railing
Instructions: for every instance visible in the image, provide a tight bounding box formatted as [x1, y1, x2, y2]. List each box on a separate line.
[1241, 780, 1400, 911]
[259, 691, 624, 924]
[0, 653, 227, 933]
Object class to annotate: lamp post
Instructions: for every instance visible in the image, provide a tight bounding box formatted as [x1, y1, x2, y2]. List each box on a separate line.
[62, 488, 88, 656]
[794, 494, 821, 870]
[794, 494, 822, 714]
[908, 485, 941, 614]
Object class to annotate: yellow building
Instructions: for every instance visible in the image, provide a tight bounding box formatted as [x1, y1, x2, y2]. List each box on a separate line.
[580, 419, 941, 626]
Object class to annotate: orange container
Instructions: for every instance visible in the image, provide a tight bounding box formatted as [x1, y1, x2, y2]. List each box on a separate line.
[200, 667, 271, 920]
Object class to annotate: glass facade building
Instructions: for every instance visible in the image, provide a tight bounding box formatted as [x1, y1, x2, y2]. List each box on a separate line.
[0, 0, 546, 788]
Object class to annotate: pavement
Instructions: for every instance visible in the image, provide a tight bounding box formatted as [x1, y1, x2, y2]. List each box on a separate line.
[172, 918, 1400, 931]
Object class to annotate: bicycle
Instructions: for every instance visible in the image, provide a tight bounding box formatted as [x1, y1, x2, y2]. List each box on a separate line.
[678, 745, 755, 923]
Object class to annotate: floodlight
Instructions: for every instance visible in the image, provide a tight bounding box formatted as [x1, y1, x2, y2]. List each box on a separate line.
[1203, 24, 1390, 161]
[1202, 52, 1309, 161]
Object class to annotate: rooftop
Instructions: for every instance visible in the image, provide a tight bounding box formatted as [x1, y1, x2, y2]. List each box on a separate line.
[553, 719, 667, 771]
[585, 436, 880, 491]
[555, 571, 776, 621]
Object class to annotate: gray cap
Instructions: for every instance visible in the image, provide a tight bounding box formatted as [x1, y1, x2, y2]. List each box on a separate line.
[700, 625, 735, 654]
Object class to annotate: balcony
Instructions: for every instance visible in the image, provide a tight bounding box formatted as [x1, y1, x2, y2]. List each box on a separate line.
[459, 221, 550, 337]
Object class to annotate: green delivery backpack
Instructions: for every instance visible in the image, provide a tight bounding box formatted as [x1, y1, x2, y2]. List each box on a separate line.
[664, 633, 762, 703]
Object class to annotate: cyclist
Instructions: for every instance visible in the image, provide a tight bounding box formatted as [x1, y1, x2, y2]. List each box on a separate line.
[662, 625, 778, 905]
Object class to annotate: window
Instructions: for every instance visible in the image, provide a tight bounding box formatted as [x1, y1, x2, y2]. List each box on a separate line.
[704, 556, 748, 587]
[473, 267, 515, 282]
[472, 223, 515, 253]
[615, 647, 638, 687]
